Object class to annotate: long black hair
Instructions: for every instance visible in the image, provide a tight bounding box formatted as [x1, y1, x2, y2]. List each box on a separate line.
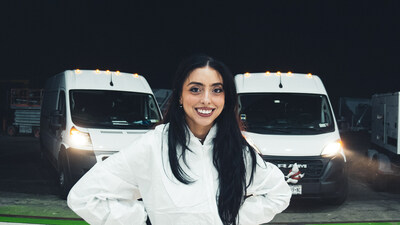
[163, 54, 257, 225]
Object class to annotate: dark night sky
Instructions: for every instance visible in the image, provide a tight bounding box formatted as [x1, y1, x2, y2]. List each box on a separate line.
[1, 1, 400, 100]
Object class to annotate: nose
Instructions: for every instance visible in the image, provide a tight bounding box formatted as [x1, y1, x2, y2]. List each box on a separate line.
[201, 90, 211, 105]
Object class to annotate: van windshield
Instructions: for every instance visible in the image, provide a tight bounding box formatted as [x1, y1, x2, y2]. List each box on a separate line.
[69, 90, 161, 129]
[238, 93, 335, 135]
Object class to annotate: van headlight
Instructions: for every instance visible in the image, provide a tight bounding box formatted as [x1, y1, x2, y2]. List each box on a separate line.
[70, 126, 93, 148]
[321, 140, 343, 157]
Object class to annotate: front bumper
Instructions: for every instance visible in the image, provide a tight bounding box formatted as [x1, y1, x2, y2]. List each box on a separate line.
[262, 154, 348, 199]
[64, 148, 117, 184]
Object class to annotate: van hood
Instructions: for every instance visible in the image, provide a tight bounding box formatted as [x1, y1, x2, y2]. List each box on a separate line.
[88, 129, 150, 152]
[243, 131, 340, 156]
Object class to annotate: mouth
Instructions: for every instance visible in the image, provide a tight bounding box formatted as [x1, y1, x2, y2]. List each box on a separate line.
[196, 108, 215, 117]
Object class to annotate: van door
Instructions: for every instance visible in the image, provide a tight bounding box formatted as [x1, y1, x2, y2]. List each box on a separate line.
[51, 91, 66, 161]
[41, 90, 58, 161]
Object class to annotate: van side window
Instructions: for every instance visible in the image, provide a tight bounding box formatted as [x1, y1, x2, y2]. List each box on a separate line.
[146, 95, 159, 120]
[42, 90, 58, 117]
[321, 97, 332, 125]
[58, 91, 65, 114]
[58, 91, 66, 129]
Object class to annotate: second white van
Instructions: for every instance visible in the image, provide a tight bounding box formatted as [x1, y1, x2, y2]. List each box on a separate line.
[40, 70, 161, 198]
[235, 72, 348, 204]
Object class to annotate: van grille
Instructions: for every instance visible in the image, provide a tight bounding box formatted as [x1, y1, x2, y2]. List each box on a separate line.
[100, 131, 123, 134]
[127, 131, 144, 134]
[263, 157, 325, 178]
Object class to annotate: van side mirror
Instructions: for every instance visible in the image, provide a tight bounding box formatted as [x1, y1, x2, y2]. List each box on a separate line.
[50, 110, 63, 130]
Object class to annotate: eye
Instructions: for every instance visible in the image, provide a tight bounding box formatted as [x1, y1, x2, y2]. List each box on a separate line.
[189, 87, 201, 93]
[213, 87, 224, 93]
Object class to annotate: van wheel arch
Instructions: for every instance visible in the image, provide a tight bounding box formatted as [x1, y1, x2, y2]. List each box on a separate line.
[58, 146, 67, 171]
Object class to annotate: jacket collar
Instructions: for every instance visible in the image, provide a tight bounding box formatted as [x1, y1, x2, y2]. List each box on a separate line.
[186, 123, 218, 147]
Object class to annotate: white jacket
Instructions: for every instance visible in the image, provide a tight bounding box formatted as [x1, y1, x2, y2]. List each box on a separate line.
[67, 124, 291, 225]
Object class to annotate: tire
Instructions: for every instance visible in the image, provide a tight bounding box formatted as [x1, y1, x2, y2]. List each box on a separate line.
[59, 152, 72, 200]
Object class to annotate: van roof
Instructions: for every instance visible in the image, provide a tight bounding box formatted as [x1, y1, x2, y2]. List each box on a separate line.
[235, 72, 327, 95]
[58, 70, 153, 94]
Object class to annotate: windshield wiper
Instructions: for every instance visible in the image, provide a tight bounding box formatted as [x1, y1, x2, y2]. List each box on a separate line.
[133, 120, 153, 126]
[285, 127, 325, 131]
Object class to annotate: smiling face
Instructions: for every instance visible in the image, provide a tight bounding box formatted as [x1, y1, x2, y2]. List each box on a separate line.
[180, 66, 225, 138]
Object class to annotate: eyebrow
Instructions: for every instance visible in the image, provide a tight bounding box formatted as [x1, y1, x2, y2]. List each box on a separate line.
[187, 82, 223, 86]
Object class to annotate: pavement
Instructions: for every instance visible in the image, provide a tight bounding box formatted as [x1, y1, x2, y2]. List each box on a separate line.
[1, 180, 400, 225]
[1, 132, 400, 225]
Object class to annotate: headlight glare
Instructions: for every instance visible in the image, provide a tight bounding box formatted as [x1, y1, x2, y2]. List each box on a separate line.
[321, 140, 342, 157]
[70, 126, 92, 148]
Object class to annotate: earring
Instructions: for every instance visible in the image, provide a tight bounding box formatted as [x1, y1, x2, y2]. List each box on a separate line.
[179, 104, 183, 108]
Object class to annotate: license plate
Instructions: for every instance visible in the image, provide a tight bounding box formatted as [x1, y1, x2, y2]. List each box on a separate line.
[19, 126, 32, 134]
[290, 185, 302, 195]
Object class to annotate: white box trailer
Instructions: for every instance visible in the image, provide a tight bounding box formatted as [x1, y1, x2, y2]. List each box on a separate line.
[235, 72, 348, 205]
[367, 92, 400, 190]
[40, 69, 162, 198]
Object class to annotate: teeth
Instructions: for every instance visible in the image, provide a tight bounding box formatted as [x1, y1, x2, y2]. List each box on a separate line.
[197, 109, 212, 114]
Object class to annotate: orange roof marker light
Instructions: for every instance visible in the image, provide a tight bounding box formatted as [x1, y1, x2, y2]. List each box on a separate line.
[244, 72, 251, 78]
[95, 69, 100, 74]
[307, 73, 312, 78]
[75, 69, 82, 74]
[276, 71, 281, 76]
[287, 71, 293, 76]
[133, 73, 139, 78]
[265, 71, 271, 76]
[105, 70, 110, 74]
[116, 71, 120, 75]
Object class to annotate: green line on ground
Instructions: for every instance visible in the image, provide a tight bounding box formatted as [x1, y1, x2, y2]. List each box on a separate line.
[0, 216, 88, 225]
[310, 223, 400, 225]
[0, 205, 80, 218]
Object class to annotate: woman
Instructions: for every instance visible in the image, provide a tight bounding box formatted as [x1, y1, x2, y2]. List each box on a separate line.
[67, 55, 291, 225]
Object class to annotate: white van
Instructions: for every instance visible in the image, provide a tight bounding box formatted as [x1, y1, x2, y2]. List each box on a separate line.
[40, 70, 161, 198]
[235, 72, 348, 204]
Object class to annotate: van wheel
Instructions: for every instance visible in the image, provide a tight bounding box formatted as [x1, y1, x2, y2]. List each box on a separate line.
[59, 153, 72, 199]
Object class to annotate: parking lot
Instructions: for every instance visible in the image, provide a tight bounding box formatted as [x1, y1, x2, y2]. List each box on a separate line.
[1, 132, 400, 224]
